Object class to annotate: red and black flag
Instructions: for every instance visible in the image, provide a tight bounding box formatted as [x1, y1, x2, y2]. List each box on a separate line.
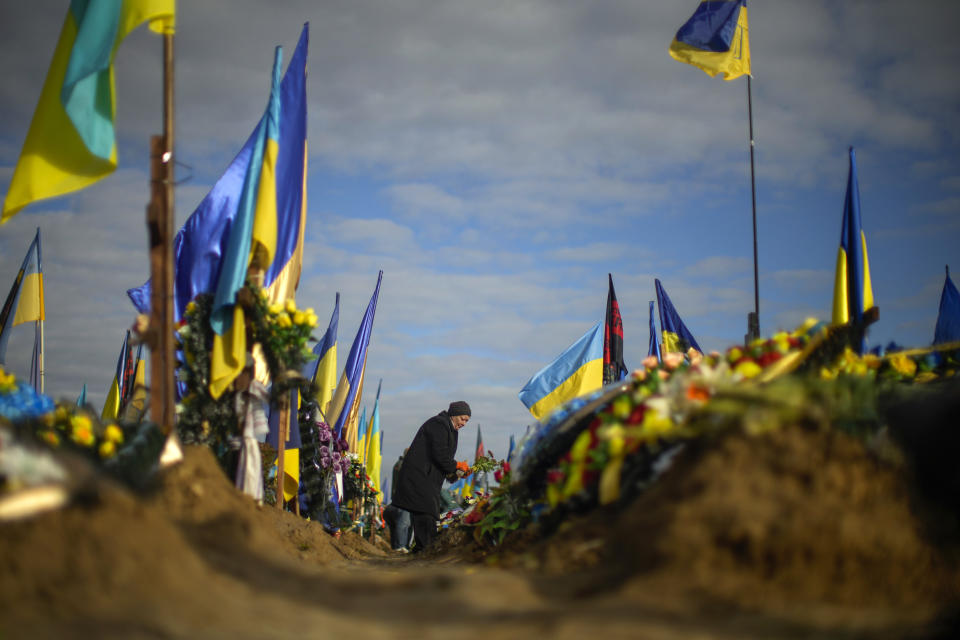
[603, 273, 628, 385]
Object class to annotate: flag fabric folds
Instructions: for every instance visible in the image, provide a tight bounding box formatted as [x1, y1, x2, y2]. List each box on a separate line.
[2, 0, 175, 223]
[365, 380, 383, 498]
[0, 229, 44, 366]
[267, 388, 301, 503]
[831, 147, 875, 333]
[655, 279, 703, 355]
[934, 266, 960, 345]
[76, 383, 88, 407]
[101, 331, 130, 421]
[603, 274, 628, 385]
[307, 293, 339, 420]
[518, 321, 604, 421]
[357, 405, 368, 464]
[208, 47, 283, 399]
[647, 300, 662, 361]
[507, 434, 516, 462]
[328, 271, 383, 444]
[668, 0, 750, 81]
[126, 24, 309, 326]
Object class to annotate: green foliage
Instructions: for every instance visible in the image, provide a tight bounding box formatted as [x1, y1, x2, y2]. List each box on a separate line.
[176, 284, 317, 470]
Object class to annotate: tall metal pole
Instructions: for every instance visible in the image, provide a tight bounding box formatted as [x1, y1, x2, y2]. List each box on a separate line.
[746, 75, 760, 342]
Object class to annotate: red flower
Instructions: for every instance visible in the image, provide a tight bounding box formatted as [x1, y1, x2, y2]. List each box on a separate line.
[503, 461, 511, 473]
[494, 469, 503, 482]
[545, 468, 565, 484]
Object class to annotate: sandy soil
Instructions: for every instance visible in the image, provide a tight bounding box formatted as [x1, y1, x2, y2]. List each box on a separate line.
[2, 424, 959, 640]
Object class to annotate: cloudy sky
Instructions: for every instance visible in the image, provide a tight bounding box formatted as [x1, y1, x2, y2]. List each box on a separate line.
[1, 1, 958, 474]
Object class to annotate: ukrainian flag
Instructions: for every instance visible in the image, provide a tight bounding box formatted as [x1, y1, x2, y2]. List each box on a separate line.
[208, 45, 283, 399]
[934, 266, 960, 345]
[328, 272, 383, 442]
[831, 147, 875, 333]
[309, 292, 339, 419]
[669, 0, 750, 81]
[101, 331, 130, 421]
[365, 382, 383, 497]
[126, 25, 309, 329]
[0, 229, 44, 365]
[647, 300, 662, 361]
[357, 405, 368, 465]
[655, 279, 703, 355]
[3, 1, 175, 224]
[518, 322, 604, 421]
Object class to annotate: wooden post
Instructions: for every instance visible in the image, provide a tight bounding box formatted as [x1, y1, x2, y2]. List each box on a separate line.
[275, 390, 289, 510]
[148, 32, 176, 434]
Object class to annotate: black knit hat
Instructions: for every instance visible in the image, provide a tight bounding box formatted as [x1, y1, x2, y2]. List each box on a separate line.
[448, 401, 471, 417]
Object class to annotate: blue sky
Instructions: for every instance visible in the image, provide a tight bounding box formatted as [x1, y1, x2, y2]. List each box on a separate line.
[1, 1, 958, 476]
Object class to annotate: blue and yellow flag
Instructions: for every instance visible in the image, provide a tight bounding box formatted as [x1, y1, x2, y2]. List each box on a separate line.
[208, 45, 283, 399]
[357, 405, 368, 465]
[647, 300, 662, 361]
[831, 147, 875, 339]
[126, 25, 309, 325]
[518, 321, 604, 421]
[266, 388, 301, 503]
[365, 380, 383, 498]
[329, 272, 383, 442]
[0, 229, 44, 366]
[3, 1, 175, 223]
[101, 331, 130, 421]
[669, 0, 750, 81]
[934, 266, 959, 345]
[308, 292, 339, 420]
[655, 279, 703, 355]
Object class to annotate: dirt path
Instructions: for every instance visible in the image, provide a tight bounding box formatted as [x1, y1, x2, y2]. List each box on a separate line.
[1, 440, 957, 639]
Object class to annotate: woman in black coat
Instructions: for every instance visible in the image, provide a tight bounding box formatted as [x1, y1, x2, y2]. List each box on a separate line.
[392, 401, 471, 551]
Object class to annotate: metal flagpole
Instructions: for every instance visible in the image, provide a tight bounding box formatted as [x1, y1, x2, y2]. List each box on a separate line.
[37, 228, 44, 394]
[745, 74, 760, 343]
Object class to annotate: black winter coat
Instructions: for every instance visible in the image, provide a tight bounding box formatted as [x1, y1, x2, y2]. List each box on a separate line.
[392, 411, 459, 518]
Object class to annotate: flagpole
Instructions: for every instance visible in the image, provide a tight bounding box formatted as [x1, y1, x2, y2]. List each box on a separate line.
[37, 228, 44, 394]
[746, 75, 760, 343]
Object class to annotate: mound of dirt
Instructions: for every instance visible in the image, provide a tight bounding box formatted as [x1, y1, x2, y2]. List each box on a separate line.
[488, 424, 960, 619]
[0, 445, 385, 635]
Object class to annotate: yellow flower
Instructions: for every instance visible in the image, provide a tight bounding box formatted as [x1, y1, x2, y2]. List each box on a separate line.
[862, 354, 882, 370]
[306, 312, 319, 327]
[98, 440, 117, 458]
[727, 347, 743, 363]
[104, 424, 124, 444]
[277, 313, 292, 328]
[185, 300, 197, 315]
[268, 303, 284, 315]
[40, 430, 60, 447]
[889, 354, 917, 377]
[71, 422, 95, 447]
[293, 311, 307, 326]
[640, 408, 674, 439]
[285, 299, 298, 314]
[734, 360, 762, 379]
[259, 287, 269, 300]
[820, 366, 837, 380]
[0, 369, 15, 392]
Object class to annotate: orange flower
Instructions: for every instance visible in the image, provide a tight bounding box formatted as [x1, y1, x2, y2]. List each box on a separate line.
[685, 383, 710, 403]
